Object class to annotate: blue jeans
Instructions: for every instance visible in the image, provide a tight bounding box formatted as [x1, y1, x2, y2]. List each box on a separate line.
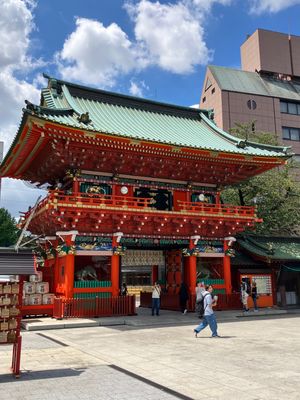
[152, 298, 160, 315]
[252, 295, 258, 310]
[195, 314, 218, 336]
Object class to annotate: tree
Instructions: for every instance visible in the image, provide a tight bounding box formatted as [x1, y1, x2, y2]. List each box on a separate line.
[221, 123, 300, 235]
[0, 208, 19, 246]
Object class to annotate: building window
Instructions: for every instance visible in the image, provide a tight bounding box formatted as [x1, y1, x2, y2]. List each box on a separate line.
[211, 88, 215, 94]
[289, 103, 297, 115]
[247, 99, 257, 110]
[202, 96, 206, 103]
[282, 126, 300, 141]
[280, 102, 288, 113]
[280, 100, 300, 115]
[204, 78, 212, 92]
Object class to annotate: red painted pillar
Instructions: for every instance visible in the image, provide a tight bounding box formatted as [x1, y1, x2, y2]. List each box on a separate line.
[56, 231, 77, 298]
[73, 178, 79, 194]
[152, 265, 158, 284]
[111, 235, 120, 296]
[223, 240, 232, 294]
[65, 253, 75, 298]
[187, 239, 197, 294]
[184, 257, 189, 284]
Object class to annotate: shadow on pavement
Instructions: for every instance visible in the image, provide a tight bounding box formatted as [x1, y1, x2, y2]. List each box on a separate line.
[195, 335, 237, 339]
[0, 367, 86, 383]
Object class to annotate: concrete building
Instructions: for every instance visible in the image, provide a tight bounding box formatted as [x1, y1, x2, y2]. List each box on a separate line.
[200, 29, 300, 161]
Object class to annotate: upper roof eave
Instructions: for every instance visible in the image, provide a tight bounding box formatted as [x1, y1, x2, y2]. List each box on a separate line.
[18, 110, 292, 159]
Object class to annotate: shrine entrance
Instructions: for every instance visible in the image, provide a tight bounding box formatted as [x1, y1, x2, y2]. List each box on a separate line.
[121, 250, 165, 289]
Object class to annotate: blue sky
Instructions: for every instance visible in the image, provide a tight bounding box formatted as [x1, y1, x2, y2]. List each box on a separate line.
[1, 0, 300, 217]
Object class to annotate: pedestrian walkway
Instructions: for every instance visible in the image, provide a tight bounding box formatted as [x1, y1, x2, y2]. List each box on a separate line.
[2, 315, 300, 400]
[21, 306, 288, 331]
[0, 333, 181, 400]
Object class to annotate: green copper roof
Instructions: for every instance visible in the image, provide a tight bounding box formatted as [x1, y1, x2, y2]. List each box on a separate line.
[23, 76, 290, 157]
[238, 235, 300, 261]
[209, 65, 300, 101]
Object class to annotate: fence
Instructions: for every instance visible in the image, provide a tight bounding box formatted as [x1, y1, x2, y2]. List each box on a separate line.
[53, 295, 136, 319]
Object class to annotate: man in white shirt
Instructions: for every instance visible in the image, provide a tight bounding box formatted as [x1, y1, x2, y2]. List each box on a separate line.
[193, 285, 220, 338]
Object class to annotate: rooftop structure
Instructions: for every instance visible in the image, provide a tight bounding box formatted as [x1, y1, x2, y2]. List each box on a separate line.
[200, 29, 300, 160]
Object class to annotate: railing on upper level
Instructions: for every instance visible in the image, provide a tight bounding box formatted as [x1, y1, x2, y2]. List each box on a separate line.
[20, 190, 256, 221]
[177, 200, 255, 217]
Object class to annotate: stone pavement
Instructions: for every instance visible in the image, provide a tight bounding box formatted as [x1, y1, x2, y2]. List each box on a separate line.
[1, 313, 300, 400]
[21, 306, 288, 331]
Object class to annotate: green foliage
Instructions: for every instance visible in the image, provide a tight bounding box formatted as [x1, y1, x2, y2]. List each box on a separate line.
[230, 122, 279, 146]
[222, 123, 300, 235]
[0, 208, 19, 246]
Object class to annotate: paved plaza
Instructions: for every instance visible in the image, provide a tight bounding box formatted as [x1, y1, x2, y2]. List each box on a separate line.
[0, 312, 300, 400]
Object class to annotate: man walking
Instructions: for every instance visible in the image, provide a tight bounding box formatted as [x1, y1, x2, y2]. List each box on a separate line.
[193, 285, 220, 338]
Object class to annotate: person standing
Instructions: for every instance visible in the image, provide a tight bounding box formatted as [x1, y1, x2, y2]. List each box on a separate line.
[179, 282, 189, 314]
[152, 281, 161, 316]
[195, 281, 205, 318]
[121, 283, 128, 296]
[193, 285, 220, 338]
[241, 278, 250, 312]
[251, 281, 258, 312]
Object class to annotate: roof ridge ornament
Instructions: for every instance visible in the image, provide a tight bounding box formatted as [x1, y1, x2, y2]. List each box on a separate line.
[25, 100, 40, 114]
[236, 140, 247, 149]
[77, 112, 91, 124]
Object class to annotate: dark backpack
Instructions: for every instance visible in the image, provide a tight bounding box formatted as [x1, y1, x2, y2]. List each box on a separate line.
[243, 281, 251, 295]
[196, 293, 210, 317]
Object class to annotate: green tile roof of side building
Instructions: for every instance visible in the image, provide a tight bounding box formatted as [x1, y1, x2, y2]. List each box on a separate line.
[208, 65, 300, 101]
[238, 235, 300, 261]
[10, 75, 291, 159]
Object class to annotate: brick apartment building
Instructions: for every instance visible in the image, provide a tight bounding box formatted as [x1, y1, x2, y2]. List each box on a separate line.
[200, 29, 300, 161]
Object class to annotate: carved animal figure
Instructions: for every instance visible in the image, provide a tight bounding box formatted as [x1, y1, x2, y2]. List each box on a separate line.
[196, 266, 211, 280]
[75, 266, 98, 281]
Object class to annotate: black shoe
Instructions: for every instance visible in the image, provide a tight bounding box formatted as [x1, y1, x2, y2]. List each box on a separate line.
[193, 329, 198, 338]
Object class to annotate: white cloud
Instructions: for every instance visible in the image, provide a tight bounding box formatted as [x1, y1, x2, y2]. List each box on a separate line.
[0, 72, 40, 149]
[57, 18, 140, 87]
[0, 0, 44, 218]
[125, 0, 212, 74]
[129, 79, 149, 97]
[190, 0, 233, 14]
[0, 0, 40, 152]
[57, 1, 234, 85]
[0, 0, 36, 70]
[248, 0, 300, 14]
